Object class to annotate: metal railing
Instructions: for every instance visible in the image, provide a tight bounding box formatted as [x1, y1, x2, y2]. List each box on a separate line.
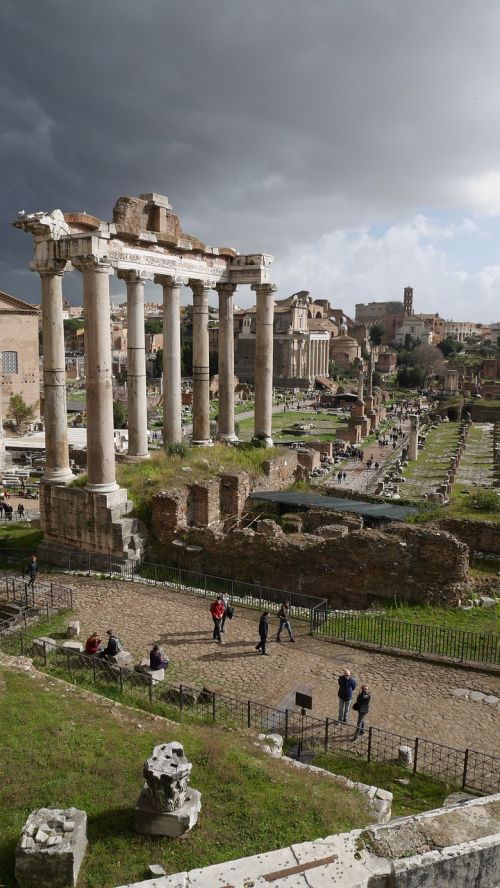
[8, 633, 499, 796]
[1, 576, 74, 612]
[311, 609, 500, 667]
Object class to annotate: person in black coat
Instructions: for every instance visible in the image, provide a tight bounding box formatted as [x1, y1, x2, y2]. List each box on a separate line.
[353, 684, 371, 740]
[256, 611, 269, 655]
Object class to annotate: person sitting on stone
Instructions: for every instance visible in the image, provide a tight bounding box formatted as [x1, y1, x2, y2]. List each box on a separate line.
[149, 643, 169, 671]
[98, 629, 122, 659]
[85, 632, 102, 655]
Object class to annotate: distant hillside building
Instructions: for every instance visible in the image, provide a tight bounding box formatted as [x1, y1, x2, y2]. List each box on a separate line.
[0, 291, 40, 423]
[394, 314, 431, 346]
[444, 320, 477, 342]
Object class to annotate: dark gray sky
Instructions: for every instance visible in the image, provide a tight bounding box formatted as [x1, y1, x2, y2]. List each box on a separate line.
[2, 0, 500, 319]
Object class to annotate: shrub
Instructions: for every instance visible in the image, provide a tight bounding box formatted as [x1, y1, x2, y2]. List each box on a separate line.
[166, 442, 191, 458]
[468, 488, 500, 513]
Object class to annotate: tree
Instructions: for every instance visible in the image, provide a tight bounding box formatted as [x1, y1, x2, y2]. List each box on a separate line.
[437, 335, 462, 358]
[63, 318, 85, 333]
[145, 318, 163, 335]
[410, 343, 445, 380]
[369, 322, 385, 346]
[397, 365, 425, 387]
[113, 401, 127, 429]
[7, 394, 36, 431]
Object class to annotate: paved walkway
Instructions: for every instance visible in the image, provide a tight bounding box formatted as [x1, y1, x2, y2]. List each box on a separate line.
[61, 575, 500, 757]
[456, 423, 494, 488]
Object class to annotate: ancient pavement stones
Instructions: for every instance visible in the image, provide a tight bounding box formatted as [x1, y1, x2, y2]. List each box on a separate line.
[134, 742, 201, 838]
[469, 691, 487, 702]
[452, 688, 500, 706]
[15, 807, 87, 887]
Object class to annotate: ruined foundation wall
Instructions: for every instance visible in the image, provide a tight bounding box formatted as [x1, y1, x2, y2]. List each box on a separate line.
[164, 522, 468, 607]
[436, 517, 500, 556]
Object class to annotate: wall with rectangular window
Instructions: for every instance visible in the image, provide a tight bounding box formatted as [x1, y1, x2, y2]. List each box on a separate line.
[2, 351, 18, 374]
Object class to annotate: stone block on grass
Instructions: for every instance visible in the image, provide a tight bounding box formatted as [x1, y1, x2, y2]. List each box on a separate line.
[15, 807, 87, 888]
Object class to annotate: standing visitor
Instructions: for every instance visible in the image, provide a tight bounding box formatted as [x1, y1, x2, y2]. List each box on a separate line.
[26, 554, 38, 590]
[337, 667, 356, 723]
[256, 611, 269, 655]
[276, 601, 295, 643]
[210, 595, 225, 645]
[352, 683, 371, 741]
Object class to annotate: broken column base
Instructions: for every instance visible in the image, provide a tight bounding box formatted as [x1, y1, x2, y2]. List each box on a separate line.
[15, 807, 87, 888]
[134, 786, 201, 837]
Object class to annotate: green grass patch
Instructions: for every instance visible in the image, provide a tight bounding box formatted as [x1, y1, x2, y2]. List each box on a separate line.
[0, 524, 43, 551]
[379, 600, 500, 635]
[313, 752, 459, 818]
[447, 484, 500, 523]
[0, 667, 371, 888]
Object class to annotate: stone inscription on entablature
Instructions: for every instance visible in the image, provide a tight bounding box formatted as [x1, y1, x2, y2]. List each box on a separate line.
[110, 251, 231, 285]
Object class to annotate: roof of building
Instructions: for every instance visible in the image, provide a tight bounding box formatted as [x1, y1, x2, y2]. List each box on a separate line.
[0, 291, 39, 314]
[248, 490, 418, 521]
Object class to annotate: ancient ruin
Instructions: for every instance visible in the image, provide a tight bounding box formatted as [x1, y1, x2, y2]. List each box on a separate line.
[15, 807, 87, 888]
[14, 195, 276, 559]
[134, 742, 201, 837]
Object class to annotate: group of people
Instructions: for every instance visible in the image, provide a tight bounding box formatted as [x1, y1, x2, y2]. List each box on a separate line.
[338, 668, 371, 741]
[85, 629, 122, 659]
[209, 596, 295, 656]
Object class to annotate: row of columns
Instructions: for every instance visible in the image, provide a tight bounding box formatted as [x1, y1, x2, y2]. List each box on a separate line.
[307, 337, 329, 378]
[37, 258, 277, 493]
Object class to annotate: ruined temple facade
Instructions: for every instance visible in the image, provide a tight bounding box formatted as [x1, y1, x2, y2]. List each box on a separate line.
[14, 193, 276, 559]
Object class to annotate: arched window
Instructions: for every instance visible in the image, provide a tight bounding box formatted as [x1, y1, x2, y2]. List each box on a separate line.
[2, 351, 18, 374]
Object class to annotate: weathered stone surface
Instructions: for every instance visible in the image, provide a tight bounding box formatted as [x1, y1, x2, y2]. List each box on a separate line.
[134, 742, 201, 838]
[15, 807, 87, 888]
[108, 650, 133, 669]
[438, 517, 500, 556]
[62, 641, 84, 652]
[469, 691, 486, 703]
[398, 745, 413, 766]
[451, 688, 470, 699]
[66, 621, 80, 638]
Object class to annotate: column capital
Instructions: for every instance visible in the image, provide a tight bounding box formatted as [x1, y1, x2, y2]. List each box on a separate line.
[189, 279, 215, 296]
[154, 274, 188, 288]
[32, 258, 71, 277]
[117, 269, 154, 284]
[73, 254, 114, 275]
[251, 282, 277, 295]
[216, 282, 237, 297]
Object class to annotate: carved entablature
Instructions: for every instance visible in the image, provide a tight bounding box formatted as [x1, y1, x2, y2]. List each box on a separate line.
[13, 197, 274, 287]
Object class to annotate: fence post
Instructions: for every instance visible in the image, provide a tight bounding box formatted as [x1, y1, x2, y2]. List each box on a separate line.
[46, 602, 49, 620]
[284, 708, 289, 743]
[462, 748, 469, 791]
[67, 651, 71, 677]
[119, 668, 123, 695]
[324, 717, 329, 753]
[413, 737, 419, 775]
[212, 691, 216, 723]
[247, 700, 251, 729]
[343, 611, 347, 641]
[179, 685, 183, 714]
[43, 641, 47, 667]
[460, 632, 466, 664]
[367, 726, 373, 763]
[50, 583, 54, 608]
[148, 680, 153, 706]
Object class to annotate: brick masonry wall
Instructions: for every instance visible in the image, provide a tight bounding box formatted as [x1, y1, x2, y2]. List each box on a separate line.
[166, 522, 468, 607]
[437, 517, 500, 555]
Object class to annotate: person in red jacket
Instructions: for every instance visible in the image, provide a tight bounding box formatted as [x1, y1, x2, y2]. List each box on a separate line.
[210, 596, 225, 645]
[85, 632, 102, 655]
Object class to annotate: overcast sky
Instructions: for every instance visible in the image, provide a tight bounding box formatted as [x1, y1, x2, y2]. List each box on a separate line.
[1, 0, 500, 321]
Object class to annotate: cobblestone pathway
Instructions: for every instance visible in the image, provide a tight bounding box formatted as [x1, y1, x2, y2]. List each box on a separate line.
[455, 423, 494, 488]
[338, 421, 410, 494]
[62, 575, 500, 757]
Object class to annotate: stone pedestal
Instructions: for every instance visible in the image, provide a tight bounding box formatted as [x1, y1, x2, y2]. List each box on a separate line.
[134, 785, 201, 837]
[15, 807, 87, 888]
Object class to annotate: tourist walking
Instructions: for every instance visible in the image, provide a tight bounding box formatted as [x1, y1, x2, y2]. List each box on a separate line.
[276, 601, 295, 643]
[256, 611, 269, 655]
[210, 595, 225, 644]
[352, 683, 371, 741]
[26, 554, 38, 590]
[337, 668, 356, 723]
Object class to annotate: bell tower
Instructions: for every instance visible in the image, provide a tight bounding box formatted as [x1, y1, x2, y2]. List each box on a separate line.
[403, 286, 413, 315]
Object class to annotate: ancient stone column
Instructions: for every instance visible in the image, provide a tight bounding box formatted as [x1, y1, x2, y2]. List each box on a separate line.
[252, 283, 276, 444]
[37, 261, 73, 483]
[80, 257, 118, 492]
[366, 354, 373, 398]
[408, 415, 419, 461]
[156, 275, 183, 445]
[216, 282, 238, 442]
[118, 271, 150, 460]
[190, 280, 212, 445]
[357, 368, 364, 401]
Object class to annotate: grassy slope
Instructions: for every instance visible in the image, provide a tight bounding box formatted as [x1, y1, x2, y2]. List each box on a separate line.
[0, 524, 43, 551]
[0, 667, 371, 888]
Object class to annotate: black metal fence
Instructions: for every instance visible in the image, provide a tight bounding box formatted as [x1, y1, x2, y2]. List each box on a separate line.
[1, 576, 74, 612]
[312, 609, 500, 667]
[2, 546, 499, 667]
[8, 633, 500, 796]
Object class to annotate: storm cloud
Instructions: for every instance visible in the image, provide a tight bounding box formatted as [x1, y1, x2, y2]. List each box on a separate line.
[1, 0, 500, 318]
